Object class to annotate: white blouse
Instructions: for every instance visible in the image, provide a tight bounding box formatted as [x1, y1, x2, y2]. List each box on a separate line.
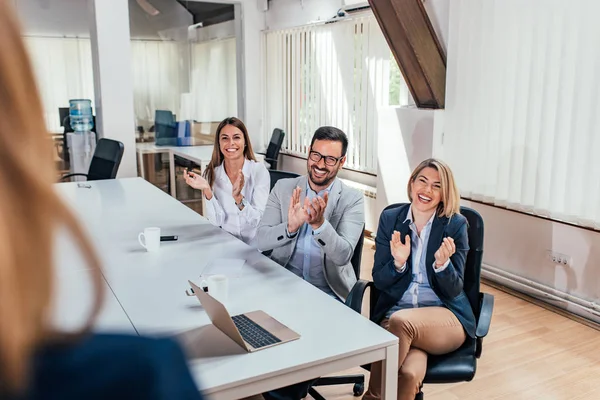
[204, 159, 270, 245]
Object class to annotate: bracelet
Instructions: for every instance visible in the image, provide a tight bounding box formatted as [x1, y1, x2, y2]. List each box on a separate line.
[235, 196, 245, 210]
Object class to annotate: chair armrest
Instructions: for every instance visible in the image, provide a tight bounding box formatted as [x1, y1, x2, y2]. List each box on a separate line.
[60, 173, 88, 182]
[345, 279, 374, 313]
[476, 292, 494, 338]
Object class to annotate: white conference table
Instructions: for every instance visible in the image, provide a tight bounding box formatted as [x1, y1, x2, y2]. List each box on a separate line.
[55, 178, 399, 399]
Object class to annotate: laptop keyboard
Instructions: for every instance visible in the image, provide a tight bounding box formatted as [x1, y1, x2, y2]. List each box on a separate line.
[231, 314, 282, 349]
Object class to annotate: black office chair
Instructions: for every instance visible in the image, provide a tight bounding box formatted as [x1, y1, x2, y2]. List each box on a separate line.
[268, 170, 300, 191]
[313, 204, 494, 399]
[259, 128, 285, 170]
[59, 138, 124, 182]
[310, 225, 367, 399]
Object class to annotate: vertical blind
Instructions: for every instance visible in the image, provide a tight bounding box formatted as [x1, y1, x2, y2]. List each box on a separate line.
[265, 15, 404, 174]
[443, 0, 600, 228]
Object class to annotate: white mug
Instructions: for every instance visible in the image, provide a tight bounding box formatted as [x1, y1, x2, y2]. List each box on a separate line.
[138, 227, 161, 252]
[202, 274, 229, 303]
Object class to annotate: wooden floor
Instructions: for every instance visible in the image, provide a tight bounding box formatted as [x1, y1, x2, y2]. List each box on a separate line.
[311, 238, 600, 400]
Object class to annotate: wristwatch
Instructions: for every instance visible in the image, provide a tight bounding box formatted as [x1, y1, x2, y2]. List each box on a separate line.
[235, 196, 246, 211]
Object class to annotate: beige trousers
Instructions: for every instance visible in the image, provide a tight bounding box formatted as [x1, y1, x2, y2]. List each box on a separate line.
[363, 307, 466, 400]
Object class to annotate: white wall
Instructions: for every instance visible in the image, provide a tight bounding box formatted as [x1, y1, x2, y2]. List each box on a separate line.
[265, 0, 343, 30]
[422, 0, 450, 55]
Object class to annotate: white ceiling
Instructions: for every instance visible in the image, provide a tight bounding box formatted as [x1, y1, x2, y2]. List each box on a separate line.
[13, 0, 193, 39]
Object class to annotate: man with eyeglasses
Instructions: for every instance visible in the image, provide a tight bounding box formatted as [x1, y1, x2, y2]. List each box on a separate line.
[257, 126, 364, 399]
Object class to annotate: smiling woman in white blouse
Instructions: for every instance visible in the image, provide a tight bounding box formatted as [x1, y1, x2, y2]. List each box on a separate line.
[184, 117, 270, 245]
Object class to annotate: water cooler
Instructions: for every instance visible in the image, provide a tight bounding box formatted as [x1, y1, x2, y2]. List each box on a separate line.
[66, 99, 96, 180]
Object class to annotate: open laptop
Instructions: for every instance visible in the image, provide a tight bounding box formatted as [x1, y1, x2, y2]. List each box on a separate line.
[188, 280, 300, 352]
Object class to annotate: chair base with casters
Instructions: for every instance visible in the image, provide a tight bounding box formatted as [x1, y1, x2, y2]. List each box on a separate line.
[310, 205, 494, 400]
[309, 376, 365, 399]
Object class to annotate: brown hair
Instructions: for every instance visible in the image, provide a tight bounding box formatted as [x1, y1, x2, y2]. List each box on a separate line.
[203, 117, 256, 187]
[0, 0, 103, 393]
[407, 158, 461, 218]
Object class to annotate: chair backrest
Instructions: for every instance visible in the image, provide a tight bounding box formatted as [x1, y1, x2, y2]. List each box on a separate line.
[268, 170, 300, 191]
[380, 203, 484, 316]
[350, 224, 365, 279]
[87, 138, 125, 181]
[266, 128, 285, 159]
[459, 206, 484, 316]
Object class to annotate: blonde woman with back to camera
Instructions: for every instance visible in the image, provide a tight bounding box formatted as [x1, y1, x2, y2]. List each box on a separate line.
[0, 1, 202, 398]
[364, 158, 476, 400]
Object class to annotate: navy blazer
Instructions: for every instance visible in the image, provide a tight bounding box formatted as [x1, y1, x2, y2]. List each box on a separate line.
[16, 334, 203, 400]
[371, 204, 476, 338]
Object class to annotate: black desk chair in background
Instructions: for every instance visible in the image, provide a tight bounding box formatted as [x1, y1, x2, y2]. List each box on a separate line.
[311, 205, 494, 399]
[268, 170, 300, 191]
[59, 138, 124, 182]
[259, 128, 285, 170]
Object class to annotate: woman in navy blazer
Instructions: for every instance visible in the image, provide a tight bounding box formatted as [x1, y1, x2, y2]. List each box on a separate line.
[0, 2, 202, 399]
[364, 159, 476, 400]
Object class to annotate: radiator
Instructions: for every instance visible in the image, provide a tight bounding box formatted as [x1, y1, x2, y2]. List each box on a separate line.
[339, 178, 378, 233]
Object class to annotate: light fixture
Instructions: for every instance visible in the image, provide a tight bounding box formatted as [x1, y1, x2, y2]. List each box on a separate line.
[136, 0, 160, 16]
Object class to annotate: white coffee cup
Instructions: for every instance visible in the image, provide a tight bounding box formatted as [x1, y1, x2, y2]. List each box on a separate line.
[138, 227, 161, 252]
[202, 274, 229, 303]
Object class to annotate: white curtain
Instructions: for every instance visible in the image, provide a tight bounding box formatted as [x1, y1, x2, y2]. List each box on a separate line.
[443, 0, 600, 228]
[190, 38, 237, 122]
[130, 40, 182, 129]
[24, 37, 186, 132]
[24, 37, 95, 133]
[264, 15, 407, 174]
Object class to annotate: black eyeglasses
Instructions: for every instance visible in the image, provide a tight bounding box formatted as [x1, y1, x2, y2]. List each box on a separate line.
[309, 150, 344, 167]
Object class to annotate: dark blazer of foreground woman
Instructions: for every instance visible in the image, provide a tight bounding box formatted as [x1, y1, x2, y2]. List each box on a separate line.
[371, 204, 476, 338]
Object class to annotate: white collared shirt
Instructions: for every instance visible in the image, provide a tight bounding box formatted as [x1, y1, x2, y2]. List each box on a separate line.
[204, 158, 270, 245]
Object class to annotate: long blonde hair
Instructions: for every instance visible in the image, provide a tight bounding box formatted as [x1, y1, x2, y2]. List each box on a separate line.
[407, 158, 461, 218]
[0, 0, 103, 393]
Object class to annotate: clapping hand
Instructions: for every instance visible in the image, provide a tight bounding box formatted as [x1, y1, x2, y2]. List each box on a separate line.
[232, 170, 245, 203]
[184, 169, 210, 191]
[305, 192, 329, 230]
[287, 186, 309, 234]
[434, 237, 455, 268]
[390, 230, 411, 268]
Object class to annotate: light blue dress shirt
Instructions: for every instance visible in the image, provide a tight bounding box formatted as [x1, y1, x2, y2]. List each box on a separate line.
[286, 181, 335, 296]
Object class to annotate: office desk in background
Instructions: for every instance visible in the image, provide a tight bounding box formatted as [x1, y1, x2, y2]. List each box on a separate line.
[54, 178, 399, 399]
[136, 143, 265, 215]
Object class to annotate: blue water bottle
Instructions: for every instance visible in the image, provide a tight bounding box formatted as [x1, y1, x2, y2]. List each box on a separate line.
[69, 99, 94, 132]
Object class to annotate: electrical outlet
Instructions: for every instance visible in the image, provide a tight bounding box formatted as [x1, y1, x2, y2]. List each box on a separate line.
[546, 250, 571, 266]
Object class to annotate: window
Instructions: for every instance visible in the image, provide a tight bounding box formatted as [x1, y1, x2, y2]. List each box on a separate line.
[264, 14, 410, 174]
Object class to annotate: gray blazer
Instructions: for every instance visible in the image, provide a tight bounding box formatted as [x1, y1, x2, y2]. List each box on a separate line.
[256, 175, 365, 300]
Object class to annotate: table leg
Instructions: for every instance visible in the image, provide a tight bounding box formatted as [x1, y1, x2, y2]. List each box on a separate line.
[169, 151, 176, 198]
[381, 343, 398, 400]
[137, 151, 146, 179]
